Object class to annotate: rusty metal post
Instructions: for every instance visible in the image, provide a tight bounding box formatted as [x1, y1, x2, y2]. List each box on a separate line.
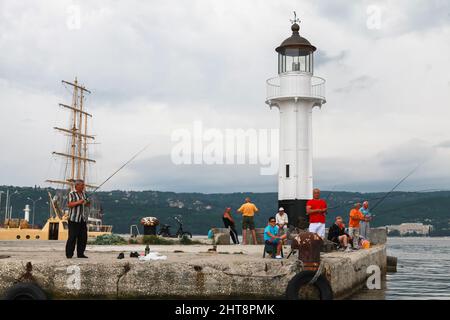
[291, 231, 323, 271]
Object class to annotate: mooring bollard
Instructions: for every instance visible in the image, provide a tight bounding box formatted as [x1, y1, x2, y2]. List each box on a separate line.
[286, 231, 333, 300]
[292, 231, 323, 270]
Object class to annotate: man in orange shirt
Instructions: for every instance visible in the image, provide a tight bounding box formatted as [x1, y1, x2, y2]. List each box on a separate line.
[237, 197, 259, 245]
[348, 203, 369, 249]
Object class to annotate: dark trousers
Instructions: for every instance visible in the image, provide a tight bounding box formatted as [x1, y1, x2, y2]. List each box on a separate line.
[66, 220, 87, 258]
[223, 217, 239, 244]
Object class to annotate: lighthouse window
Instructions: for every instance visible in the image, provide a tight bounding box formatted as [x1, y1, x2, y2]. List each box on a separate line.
[278, 51, 313, 74]
[286, 164, 290, 178]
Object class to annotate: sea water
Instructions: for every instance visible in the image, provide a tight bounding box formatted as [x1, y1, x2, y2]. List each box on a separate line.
[351, 237, 450, 300]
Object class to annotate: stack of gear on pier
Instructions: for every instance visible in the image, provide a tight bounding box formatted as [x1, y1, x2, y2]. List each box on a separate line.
[140, 217, 160, 235]
[140, 217, 159, 226]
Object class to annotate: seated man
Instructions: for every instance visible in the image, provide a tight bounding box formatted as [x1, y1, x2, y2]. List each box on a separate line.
[275, 207, 289, 232]
[328, 216, 352, 252]
[264, 217, 287, 259]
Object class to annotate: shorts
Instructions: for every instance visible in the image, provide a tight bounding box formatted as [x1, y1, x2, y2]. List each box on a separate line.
[309, 222, 325, 238]
[265, 239, 279, 246]
[242, 216, 255, 230]
[330, 237, 339, 245]
[278, 226, 287, 236]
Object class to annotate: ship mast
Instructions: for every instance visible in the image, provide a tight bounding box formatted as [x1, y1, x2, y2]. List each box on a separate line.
[47, 78, 97, 191]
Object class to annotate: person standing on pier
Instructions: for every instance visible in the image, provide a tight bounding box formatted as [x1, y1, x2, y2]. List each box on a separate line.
[349, 203, 370, 249]
[359, 201, 372, 239]
[237, 197, 258, 245]
[66, 179, 90, 259]
[222, 207, 239, 244]
[306, 188, 327, 238]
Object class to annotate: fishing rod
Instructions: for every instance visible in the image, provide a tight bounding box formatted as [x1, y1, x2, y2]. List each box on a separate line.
[324, 185, 336, 214]
[327, 188, 431, 211]
[88, 143, 150, 196]
[363, 188, 447, 203]
[325, 185, 337, 201]
[372, 188, 450, 214]
[325, 161, 426, 214]
[370, 160, 425, 213]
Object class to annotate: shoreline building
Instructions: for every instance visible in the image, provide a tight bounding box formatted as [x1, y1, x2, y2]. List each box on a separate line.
[386, 223, 433, 236]
[265, 18, 326, 228]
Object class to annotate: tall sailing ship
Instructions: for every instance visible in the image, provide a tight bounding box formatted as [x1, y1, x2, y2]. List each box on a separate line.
[0, 78, 112, 240]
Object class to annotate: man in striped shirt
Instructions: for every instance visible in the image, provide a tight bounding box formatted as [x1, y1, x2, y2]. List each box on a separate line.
[65, 179, 90, 259]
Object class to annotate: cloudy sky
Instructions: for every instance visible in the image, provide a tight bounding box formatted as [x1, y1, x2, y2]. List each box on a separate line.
[0, 0, 449, 193]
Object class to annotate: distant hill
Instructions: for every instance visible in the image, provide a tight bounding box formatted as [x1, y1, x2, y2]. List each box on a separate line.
[1, 185, 450, 236]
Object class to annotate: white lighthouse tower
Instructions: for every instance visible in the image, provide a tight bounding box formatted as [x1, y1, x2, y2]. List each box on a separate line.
[266, 16, 326, 228]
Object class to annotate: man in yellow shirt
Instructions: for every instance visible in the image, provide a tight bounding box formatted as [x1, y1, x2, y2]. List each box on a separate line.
[237, 197, 259, 245]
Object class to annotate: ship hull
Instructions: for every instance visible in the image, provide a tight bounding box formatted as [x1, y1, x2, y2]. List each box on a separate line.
[0, 217, 111, 241]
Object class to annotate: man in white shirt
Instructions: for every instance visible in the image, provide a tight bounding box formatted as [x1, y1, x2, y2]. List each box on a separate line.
[275, 207, 289, 231]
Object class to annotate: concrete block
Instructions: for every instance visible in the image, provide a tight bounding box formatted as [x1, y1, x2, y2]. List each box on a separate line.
[211, 228, 229, 235]
[214, 233, 230, 245]
[244, 229, 264, 244]
[368, 227, 387, 245]
[0, 241, 387, 300]
[321, 239, 337, 252]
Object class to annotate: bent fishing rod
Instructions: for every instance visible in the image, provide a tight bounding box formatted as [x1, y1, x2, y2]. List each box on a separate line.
[325, 160, 426, 214]
[86, 143, 150, 198]
[370, 159, 426, 213]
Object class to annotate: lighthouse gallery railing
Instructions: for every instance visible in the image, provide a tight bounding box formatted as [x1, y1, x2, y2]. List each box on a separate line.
[266, 75, 326, 102]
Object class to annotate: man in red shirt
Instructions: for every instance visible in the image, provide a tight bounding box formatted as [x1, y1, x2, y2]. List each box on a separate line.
[306, 188, 327, 238]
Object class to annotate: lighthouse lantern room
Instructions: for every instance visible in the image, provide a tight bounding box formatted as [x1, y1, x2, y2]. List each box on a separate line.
[266, 15, 326, 229]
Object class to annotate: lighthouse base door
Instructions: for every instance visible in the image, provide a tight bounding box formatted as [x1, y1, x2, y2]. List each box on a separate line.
[279, 199, 308, 229]
[49, 222, 59, 240]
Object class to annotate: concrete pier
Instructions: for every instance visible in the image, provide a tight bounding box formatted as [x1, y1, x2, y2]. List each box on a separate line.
[0, 240, 386, 299]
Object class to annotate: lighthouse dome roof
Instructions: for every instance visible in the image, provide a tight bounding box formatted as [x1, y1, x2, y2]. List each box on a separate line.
[276, 23, 316, 54]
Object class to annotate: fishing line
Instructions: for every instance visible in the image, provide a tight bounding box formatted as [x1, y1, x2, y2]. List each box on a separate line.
[371, 160, 426, 212]
[90, 143, 150, 195]
[329, 188, 437, 211]
[325, 160, 427, 213]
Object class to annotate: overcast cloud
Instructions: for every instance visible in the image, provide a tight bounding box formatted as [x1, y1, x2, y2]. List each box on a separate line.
[0, 0, 449, 193]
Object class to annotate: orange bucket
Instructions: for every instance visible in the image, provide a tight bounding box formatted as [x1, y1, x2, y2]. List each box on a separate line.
[361, 239, 371, 249]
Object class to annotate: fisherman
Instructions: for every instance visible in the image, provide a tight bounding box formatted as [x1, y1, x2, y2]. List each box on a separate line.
[275, 207, 289, 231]
[66, 179, 90, 259]
[237, 197, 258, 245]
[264, 216, 286, 259]
[348, 203, 369, 249]
[306, 188, 327, 238]
[222, 207, 239, 244]
[359, 201, 372, 239]
[328, 216, 352, 252]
